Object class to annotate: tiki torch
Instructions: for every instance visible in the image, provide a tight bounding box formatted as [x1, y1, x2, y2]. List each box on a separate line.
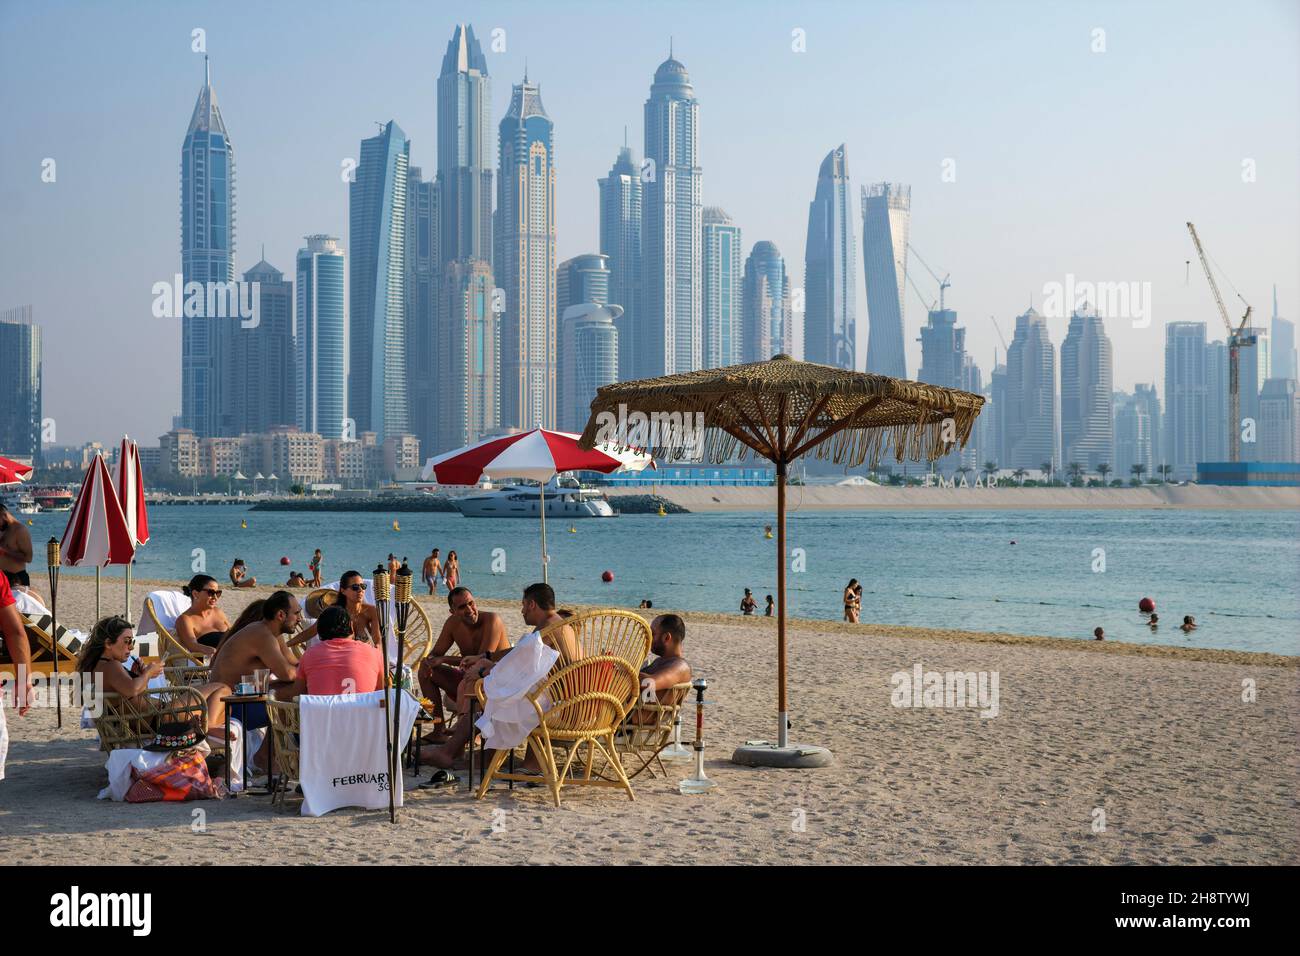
[372, 565, 394, 823]
[392, 562, 413, 818]
[47, 537, 62, 729]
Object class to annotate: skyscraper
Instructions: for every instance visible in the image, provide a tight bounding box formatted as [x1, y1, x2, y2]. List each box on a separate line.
[405, 168, 439, 458]
[804, 145, 857, 370]
[0, 306, 41, 461]
[1003, 308, 1056, 470]
[436, 259, 498, 454]
[917, 305, 980, 470]
[641, 52, 702, 378]
[296, 236, 347, 439]
[1165, 322, 1209, 480]
[702, 207, 742, 369]
[1205, 340, 1229, 463]
[1238, 327, 1268, 461]
[225, 257, 294, 436]
[1113, 393, 1153, 479]
[598, 144, 642, 381]
[558, 304, 621, 434]
[1132, 383, 1162, 473]
[349, 120, 410, 442]
[437, 24, 493, 267]
[557, 254, 610, 318]
[1259, 378, 1300, 463]
[497, 75, 557, 432]
[1059, 308, 1114, 472]
[861, 183, 910, 378]
[180, 57, 235, 438]
[989, 358, 1008, 469]
[742, 242, 793, 362]
[1272, 287, 1296, 381]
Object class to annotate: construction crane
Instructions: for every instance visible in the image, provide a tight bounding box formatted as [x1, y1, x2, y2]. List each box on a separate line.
[1186, 222, 1254, 462]
[908, 243, 951, 311]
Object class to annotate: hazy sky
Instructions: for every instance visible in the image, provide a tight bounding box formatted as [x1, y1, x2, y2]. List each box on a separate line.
[2, 0, 1296, 445]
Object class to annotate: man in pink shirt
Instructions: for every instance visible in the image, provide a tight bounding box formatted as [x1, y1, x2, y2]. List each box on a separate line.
[290, 606, 386, 697]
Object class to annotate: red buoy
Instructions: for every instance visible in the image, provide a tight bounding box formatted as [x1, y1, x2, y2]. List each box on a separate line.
[601, 570, 614, 583]
[1138, 596, 1155, 613]
[280, 556, 291, 566]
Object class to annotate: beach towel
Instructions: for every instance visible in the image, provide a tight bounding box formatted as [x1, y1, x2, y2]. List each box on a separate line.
[297, 688, 419, 817]
[475, 630, 559, 751]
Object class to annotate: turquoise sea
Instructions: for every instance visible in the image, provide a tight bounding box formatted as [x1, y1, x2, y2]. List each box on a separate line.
[26, 506, 1300, 656]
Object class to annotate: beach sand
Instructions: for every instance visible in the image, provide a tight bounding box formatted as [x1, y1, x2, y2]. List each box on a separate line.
[3, 576, 1296, 865]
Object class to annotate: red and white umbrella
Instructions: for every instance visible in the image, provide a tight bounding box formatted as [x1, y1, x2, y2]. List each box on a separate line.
[0, 455, 34, 486]
[421, 428, 654, 581]
[112, 436, 150, 619]
[61, 454, 135, 619]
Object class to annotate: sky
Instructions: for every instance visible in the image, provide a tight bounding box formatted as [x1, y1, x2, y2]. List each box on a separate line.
[1, 0, 1297, 446]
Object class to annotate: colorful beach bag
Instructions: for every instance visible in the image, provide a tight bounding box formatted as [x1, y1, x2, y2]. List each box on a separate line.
[125, 750, 225, 802]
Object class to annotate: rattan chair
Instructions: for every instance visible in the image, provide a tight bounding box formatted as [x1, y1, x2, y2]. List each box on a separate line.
[611, 681, 692, 780]
[144, 596, 205, 664]
[163, 662, 213, 687]
[540, 608, 652, 671]
[93, 686, 212, 753]
[399, 600, 434, 666]
[474, 655, 641, 807]
[265, 699, 302, 810]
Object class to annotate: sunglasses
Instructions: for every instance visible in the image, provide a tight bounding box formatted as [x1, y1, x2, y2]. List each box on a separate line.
[346, 584, 366, 592]
[200, 589, 222, 597]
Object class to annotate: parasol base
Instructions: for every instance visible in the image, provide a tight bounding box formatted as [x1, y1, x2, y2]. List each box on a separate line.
[731, 740, 834, 769]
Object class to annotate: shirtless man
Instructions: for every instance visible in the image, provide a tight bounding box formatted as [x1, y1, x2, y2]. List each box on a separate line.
[0, 502, 37, 601]
[174, 574, 231, 657]
[210, 590, 302, 768]
[636, 613, 692, 715]
[421, 548, 442, 596]
[416, 586, 509, 729]
[229, 559, 257, 589]
[290, 570, 382, 649]
[387, 554, 400, 580]
[420, 582, 575, 770]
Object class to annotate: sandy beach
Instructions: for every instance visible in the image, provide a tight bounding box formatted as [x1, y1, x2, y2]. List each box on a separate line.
[2, 575, 1296, 865]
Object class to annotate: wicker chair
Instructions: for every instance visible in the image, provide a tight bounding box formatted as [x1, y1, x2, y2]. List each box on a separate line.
[611, 681, 692, 780]
[163, 662, 213, 687]
[474, 655, 641, 807]
[93, 686, 212, 753]
[396, 600, 434, 667]
[144, 596, 205, 664]
[541, 608, 652, 671]
[265, 699, 302, 810]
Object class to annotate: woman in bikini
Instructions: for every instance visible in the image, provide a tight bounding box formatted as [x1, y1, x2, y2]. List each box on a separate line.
[443, 551, 460, 591]
[292, 570, 382, 650]
[843, 579, 860, 624]
[174, 574, 231, 658]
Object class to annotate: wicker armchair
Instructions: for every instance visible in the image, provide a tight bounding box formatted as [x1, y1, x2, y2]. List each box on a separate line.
[265, 699, 301, 810]
[540, 608, 652, 671]
[611, 681, 692, 780]
[163, 661, 213, 687]
[474, 655, 641, 807]
[93, 686, 212, 753]
[144, 596, 205, 664]
[398, 600, 434, 667]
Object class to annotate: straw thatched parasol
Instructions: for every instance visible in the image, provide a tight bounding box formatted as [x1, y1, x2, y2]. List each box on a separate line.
[578, 353, 984, 768]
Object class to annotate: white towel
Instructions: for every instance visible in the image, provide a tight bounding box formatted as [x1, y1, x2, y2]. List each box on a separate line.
[138, 590, 189, 635]
[297, 689, 419, 817]
[474, 630, 559, 751]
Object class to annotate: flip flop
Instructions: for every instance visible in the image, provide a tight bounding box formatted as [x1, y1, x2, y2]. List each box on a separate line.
[418, 769, 459, 790]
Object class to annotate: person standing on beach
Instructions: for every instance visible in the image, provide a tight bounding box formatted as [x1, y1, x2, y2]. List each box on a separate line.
[387, 553, 399, 580]
[444, 551, 460, 591]
[309, 549, 323, 588]
[764, 595, 774, 617]
[422, 548, 442, 596]
[843, 580, 860, 623]
[740, 589, 757, 615]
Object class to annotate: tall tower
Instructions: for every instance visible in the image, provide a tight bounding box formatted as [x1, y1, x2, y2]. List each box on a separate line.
[180, 57, 235, 437]
[497, 75, 556, 431]
[230, 257, 295, 435]
[558, 304, 621, 434]
[557, 254, 611, 318]
[918, 303, 980, 470]
[804, 145, 857, 370]
[641, 50, 702, 378]
[1165, 322, 1209, 480]
[437, 24, 493, 267]
[0, 306, 41, 463]
[1271, 286, 1297, 381]
[436, 259, 498, 454]
[1004, 307, 1056, 470]
[405, 167, 439, 457]
[702, 207, 742, 368]
[296, 236, 347, 439]
[348, 120, 410, 442]
[742, 242, 793, 363]
[861, 183, 910, 378]
[1059, 308, 1114, 471]
[598, 143, 642, 381]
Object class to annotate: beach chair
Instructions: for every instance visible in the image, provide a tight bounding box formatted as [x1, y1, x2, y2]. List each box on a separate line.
[265, 699, 302, 811]
[474, 655, 641, 807]
[544, 608, 652, 672]
[163, 662, 212, 687]
[94, 686, 212, 753]
[610, 681, 692, 780]
[143, 593, 204, 664]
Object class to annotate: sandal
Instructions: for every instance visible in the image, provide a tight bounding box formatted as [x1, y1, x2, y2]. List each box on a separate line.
[418, 768, 459, 790]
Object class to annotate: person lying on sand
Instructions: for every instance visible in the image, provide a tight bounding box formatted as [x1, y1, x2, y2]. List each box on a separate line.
[416, 586, 509, 733]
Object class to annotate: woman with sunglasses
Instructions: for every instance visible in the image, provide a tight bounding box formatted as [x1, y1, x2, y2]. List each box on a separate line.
[293, 570, 383, 649]
[76, 616, 165, 707]
[174, 574, 231, 659]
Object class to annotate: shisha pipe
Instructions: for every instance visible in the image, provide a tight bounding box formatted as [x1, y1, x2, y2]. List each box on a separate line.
[392, 562, 413, 814]
[372, 565, 394, 823]
[678, 678, 716, 794]
[47, 538, 62, 729]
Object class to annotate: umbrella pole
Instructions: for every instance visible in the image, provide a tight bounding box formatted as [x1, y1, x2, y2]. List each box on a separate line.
[776, 460, 788, 749]
[125, 562, 132, 624]
[95, 567, 101, 620]
[538, 482, 548, 584]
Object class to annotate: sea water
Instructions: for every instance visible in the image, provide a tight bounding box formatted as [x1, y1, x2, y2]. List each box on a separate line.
[29, 506, 1299, 656]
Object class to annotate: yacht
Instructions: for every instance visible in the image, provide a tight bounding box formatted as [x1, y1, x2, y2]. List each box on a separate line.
[456, 476, 616, 518]
[33, 488, 74, 512]
[1, 492, 40, 514]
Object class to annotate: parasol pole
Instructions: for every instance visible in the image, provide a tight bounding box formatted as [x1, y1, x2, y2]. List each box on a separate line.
[47, 538, 62, 729]
[776, 458, 788, 749]
[538, 478, 548, 583]
[125, 561, 131, 624]
[95, 567, 101, 620]
[372, 565, 394, 823]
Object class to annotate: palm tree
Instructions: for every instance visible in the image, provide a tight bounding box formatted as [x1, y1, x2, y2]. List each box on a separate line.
[956, 466, 971, 485]
[1040, 460, 1054, 484]
[1130, 462, 1146, 483]
[1157, 464, 1173, 483]
[1067, 462, 1085, 485]
[1097, 463, 1112, 484]
[983, 460, 998, 482]
[1012, 467, 1027, 485]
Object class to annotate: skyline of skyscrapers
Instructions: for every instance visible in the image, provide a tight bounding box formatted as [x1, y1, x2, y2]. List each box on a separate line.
[742, 241, 793, 363]
[436, 258, 497, 454]
[804, 145, 857, 371]
[437, 25, 494, 267]
[1060, 308, 1114, 472]
[496, 75, 557, 432]
[861, 182, 911, 378]
[348, 119, 410, 443]
[404, 167, 439, 456]
[702, 206, 742, 369]
[295, 235, 346, 439]
[917, 304, 981, 470]
[598, 143, 643, 384]
[640, 53, 702, 379]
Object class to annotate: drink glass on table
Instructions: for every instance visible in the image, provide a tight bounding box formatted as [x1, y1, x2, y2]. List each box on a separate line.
[254, 668, 271, 693]
[239, 674, 254, 695]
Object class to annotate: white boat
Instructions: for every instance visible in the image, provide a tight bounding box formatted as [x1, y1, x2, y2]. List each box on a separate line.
[456, 476, 616, 518]
[16, 493, 39, 514]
